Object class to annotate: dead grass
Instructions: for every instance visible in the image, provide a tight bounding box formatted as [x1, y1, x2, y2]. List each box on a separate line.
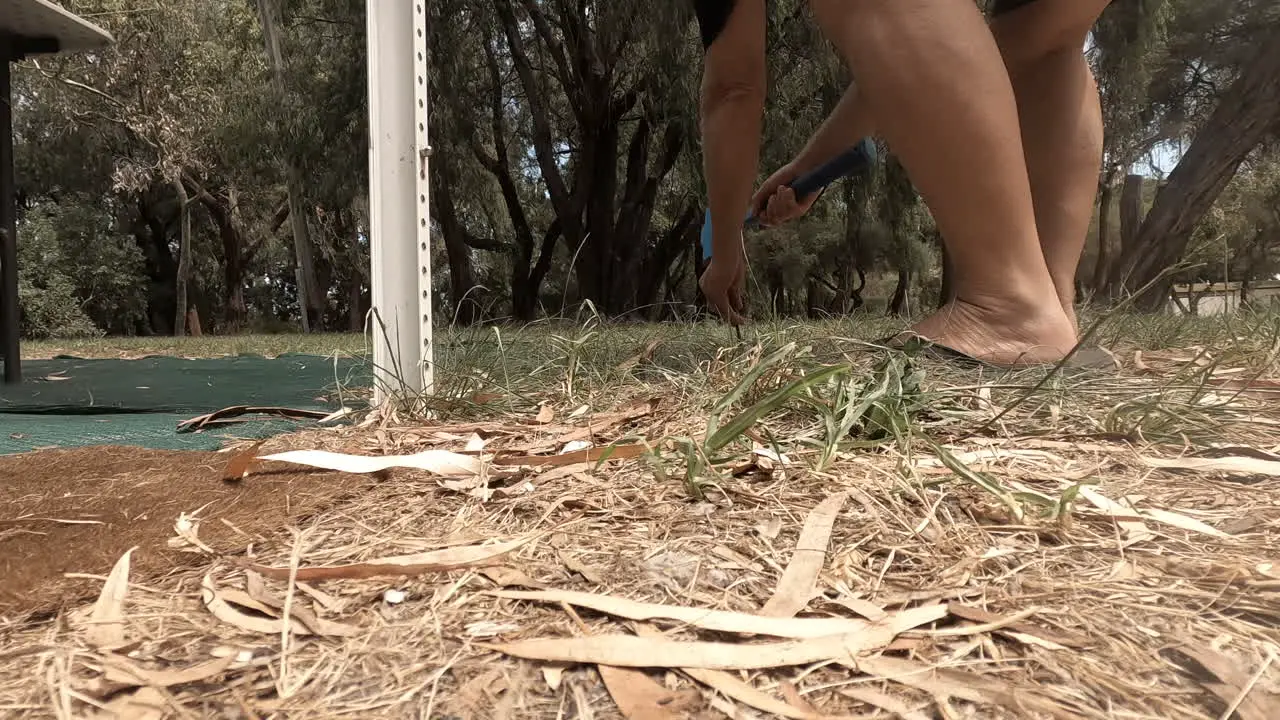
[3, 312, 1280, 719]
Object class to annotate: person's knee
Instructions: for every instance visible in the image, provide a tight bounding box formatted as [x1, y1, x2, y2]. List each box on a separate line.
[700, 73, 766, 123]
[991, 0, 1111, 66]
[696, 0, 766, 114]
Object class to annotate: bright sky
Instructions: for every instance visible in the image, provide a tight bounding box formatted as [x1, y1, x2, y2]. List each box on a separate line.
[1138, 141, 1185, 178]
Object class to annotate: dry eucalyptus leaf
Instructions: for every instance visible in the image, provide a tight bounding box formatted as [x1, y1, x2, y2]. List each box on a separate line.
[542, 664, 566, 691]
[93, 686, 166, 720]
[1140, 454, 1280, 478]
[763, 491, 849, 618]
[1137, 507, 1232, 539]
[85, 547, 135, 649]
[201, 575, 307, 636]
[238, 575, 361, 637]
[102, 655, 236, 688]
[494, 443, 647, 468]
[598, 665, 696, 719]
[947, 603, 1088, 649]
[485, 604, 946, 670]
[489, 589, 884, 639]
[221, 440, 266, 482]
[657, 656, 832, 720]
[557, 551, 607, 585]
[481, 566, 548, 590]
[259, 448, 482, 476]
[1163, 646, 1279, 720]
[777, 681, 819, 714]
[245, 534, 537, 581]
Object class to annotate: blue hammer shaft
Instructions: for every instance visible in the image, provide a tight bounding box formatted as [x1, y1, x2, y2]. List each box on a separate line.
[701, 137, 878, 261]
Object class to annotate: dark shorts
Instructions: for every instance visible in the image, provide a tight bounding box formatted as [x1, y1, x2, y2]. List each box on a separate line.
[693, 0, 1041, 49]
[990, 0, 1039, 15]
[692, 0, 737, 49]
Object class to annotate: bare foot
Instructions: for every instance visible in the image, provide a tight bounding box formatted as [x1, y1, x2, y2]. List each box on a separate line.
[895, 296, 1079, 367]
[1058, 297, 1078, 332]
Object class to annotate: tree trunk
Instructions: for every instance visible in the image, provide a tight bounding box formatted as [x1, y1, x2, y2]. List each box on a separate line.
[1090, 171, 1116, 294]
[1116, 30, 1280, 310]
[186, 307, 203, 336]
[838, 181, 862, 313]
[1236, 230, 1268, 311]
[1107, 173, 1145, 297]
[285, 167, 322, 330]
[133, 194, 178, 336]
[349, 280, 363, 332]
[1118, 174, 1144, 255]
[609, 117, 684, 315]
[430, 156, 480, 325]
[171, 179, 192, 337]
[889, 268, 911, 317]
[185, 178, 250, 331]
[468, 24, 564, 323]
[583, 117, 620, 312]
[256, 0, 323, 331]
[635, 204, 699, 319]
[882, 155, 918, 317]
[937, 232, 954, 309]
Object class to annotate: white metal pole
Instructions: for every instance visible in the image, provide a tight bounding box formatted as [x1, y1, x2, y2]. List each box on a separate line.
[413, 1, 434, 396]
[366, 0, 433, 404]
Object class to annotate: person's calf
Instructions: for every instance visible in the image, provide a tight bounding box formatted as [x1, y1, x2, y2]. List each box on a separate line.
[1003, 47, 1104, 333]
[808, 0, 1053, 294]
[807, 0, 1080, 364]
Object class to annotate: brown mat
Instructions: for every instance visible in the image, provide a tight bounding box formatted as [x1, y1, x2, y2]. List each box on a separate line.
[0, 446, 371, 619]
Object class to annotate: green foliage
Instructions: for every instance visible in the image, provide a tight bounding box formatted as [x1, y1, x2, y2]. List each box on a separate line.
[15, 210, 107, 339]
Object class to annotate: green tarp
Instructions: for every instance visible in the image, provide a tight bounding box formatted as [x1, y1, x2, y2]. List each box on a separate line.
[0, 354, 371, 455]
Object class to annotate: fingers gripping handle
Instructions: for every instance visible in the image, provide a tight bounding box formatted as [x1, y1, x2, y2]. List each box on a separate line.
[701, 138, 878, 259]
[787, 138, 879, 205]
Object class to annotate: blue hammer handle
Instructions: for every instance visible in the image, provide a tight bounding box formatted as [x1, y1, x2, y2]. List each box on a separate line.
[701, 137, 878, 260]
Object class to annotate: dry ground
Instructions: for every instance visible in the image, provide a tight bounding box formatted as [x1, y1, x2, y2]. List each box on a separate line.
[3, 316, 1280, 719]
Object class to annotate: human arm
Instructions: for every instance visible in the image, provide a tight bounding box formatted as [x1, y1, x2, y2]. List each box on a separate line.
[697, 0, 767, 324]
[793, 82, 874, 174]
[753, 82, 876, 226]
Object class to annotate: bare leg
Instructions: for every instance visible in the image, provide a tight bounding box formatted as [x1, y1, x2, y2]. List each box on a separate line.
[810, 0, 1075, 365]
[994, 0, 1111, 328]
[696, 0, 767, 324]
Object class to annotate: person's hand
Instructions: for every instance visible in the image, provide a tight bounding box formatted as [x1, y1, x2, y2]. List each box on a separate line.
[699, 253, 747, 326]
[752, 162, 819, 227]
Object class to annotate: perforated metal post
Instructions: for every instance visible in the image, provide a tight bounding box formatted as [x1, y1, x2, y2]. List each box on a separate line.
[366, 0, 433, 404]
[413, 1, 433, 397]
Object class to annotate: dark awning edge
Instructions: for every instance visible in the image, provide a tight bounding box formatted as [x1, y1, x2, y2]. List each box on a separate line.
[0, 0, 114, 56]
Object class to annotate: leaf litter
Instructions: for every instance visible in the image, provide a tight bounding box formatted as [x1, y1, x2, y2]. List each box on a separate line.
[5, 330, 1280, 719]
